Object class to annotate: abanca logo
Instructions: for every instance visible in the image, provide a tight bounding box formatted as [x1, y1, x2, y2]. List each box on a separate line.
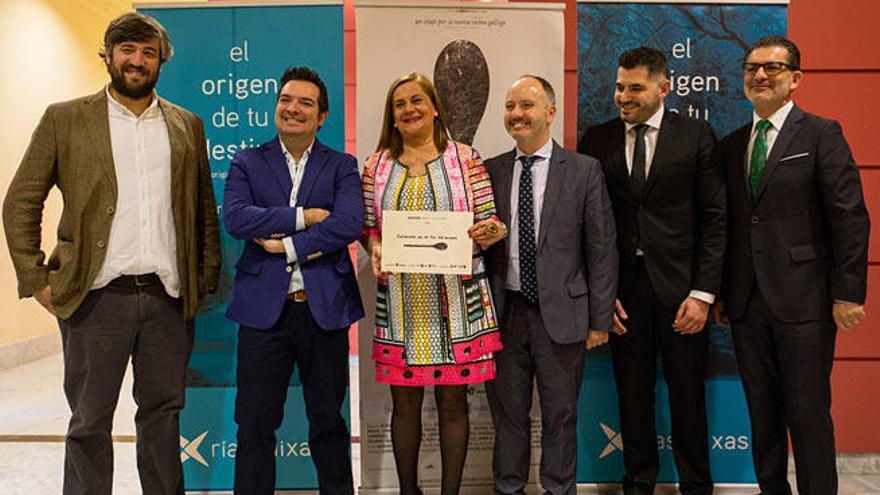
[599, 422, 623, 459]
[180, 431, 210, 467]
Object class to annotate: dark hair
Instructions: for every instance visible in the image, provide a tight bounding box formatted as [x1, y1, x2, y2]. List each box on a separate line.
[376, 72, 449, 159]
[618, 46, 669, 79]
[99, 13, 173, 64]
[519, 74, 556, 105]
[278, 66, 329, 115]
[745, 36, 801, 70]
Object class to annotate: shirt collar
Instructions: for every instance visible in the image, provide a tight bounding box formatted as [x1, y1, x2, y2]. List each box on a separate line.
[105, 85, 160, 118]
[625, 104, 664, 133]
[515, 137, 554, 162]
[279, 136, 314, 165]
[752, 100, 794, 133]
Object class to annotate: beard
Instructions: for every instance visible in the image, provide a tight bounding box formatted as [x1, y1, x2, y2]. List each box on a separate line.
[108, 62, 159, 99]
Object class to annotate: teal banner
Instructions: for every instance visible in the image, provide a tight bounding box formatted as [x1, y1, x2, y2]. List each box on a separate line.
[138, 3, 345, 490]
[577, 356, 753, 483]
[576, 1, 788, 484]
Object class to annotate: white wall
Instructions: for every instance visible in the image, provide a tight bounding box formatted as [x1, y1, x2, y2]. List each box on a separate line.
[0, 0, 198, 347]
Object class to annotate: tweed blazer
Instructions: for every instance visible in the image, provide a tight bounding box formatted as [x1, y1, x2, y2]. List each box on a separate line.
[3, 89, 221, 321]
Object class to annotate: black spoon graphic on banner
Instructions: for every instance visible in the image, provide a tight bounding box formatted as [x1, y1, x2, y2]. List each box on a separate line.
[434, 40, 490, 146]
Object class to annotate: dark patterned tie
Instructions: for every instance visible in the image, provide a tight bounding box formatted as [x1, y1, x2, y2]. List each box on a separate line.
[749, 119, 772, 195]
[518, 155, 539, 303]
[631, 123, 648, 197]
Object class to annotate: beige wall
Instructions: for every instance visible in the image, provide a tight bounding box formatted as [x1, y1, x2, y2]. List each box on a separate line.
[0, 0, 202, 347]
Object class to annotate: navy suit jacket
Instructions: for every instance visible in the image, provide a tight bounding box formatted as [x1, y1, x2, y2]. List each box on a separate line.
[718, 106, 869, 322]
[223, 137, 365, 330]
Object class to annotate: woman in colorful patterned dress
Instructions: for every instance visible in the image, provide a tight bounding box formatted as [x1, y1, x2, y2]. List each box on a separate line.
[361, 73, 507, 495]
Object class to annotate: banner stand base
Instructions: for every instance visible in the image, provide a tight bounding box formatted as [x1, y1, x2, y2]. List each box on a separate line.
[358, 485, 763, 495]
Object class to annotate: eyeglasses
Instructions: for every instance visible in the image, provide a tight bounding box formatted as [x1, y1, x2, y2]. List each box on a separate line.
[742, 61, 794, 76]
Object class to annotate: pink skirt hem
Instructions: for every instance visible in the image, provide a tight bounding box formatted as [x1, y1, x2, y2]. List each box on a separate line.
[375, 360, 496, 386]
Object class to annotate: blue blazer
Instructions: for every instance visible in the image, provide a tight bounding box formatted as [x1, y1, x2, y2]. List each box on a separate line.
[223, 137, 365, 330]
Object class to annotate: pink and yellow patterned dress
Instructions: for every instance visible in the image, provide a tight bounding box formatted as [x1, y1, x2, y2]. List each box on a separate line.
[362, 142, 502, 386]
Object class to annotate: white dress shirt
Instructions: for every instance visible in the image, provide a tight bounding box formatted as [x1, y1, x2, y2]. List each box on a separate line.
[624, 104, 665, 176]
[746, 100, 794, 175]
[279, 138, 310, 294]
[626, 105, 715, 305]
[92, 87, 179, 297]
[505, 138, 553, 291]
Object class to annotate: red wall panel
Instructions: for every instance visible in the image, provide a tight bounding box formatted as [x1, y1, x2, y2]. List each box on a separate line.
[831, 361, 880, 451]
[344, 30, 356, 155]
[789, 0, 880, 70]
[861, 169, 880, 263]
[344, 0, 356, 156]
[794, 72, 880, 166]
[792, 0, 880, 453]
[836, 266, 880, 358]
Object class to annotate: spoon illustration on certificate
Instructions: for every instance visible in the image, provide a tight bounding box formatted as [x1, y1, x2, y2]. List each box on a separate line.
[403, 242, 449, 250]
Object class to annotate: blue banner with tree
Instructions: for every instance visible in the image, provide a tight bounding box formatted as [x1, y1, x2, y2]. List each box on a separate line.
[576, 1, 787, 484]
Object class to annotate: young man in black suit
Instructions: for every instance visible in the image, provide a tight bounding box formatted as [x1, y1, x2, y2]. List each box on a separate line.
[578, 47, 725, 495]
[713, 36, 870, 495]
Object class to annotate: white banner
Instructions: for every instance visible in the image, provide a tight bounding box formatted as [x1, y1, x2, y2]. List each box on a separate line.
[355, 1, 565, 162]
[355, 2, 564, 492]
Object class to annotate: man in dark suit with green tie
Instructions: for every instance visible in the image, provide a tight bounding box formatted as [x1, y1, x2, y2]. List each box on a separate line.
[714, 36, 870, 495]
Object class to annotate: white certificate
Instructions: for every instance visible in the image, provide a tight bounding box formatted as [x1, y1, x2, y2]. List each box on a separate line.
[381, 210, 473, 275]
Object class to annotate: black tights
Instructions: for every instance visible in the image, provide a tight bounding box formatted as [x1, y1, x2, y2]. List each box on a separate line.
[390, 384, 470, 495]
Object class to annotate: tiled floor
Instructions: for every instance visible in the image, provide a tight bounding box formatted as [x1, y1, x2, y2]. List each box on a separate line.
[1, 353, 879, 494]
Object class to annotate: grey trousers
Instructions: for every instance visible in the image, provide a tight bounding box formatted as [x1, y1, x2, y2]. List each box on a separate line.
[486, 291, 586, 495]
[57, 277, 193, 495]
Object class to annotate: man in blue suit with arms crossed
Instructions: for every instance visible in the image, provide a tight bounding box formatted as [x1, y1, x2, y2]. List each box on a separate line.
[223, 66, 364, 495]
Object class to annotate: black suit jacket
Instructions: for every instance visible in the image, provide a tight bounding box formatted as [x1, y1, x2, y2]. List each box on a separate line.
[485, 141, 618, 343]
[577, 110, 726, 309]
[718, 105, 869, 322]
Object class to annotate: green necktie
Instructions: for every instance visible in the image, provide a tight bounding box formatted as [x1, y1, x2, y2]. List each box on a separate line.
[749, 119, 772, 195]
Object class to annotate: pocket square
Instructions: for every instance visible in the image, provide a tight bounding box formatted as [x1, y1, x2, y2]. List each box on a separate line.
[779, 152, 810, 162]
